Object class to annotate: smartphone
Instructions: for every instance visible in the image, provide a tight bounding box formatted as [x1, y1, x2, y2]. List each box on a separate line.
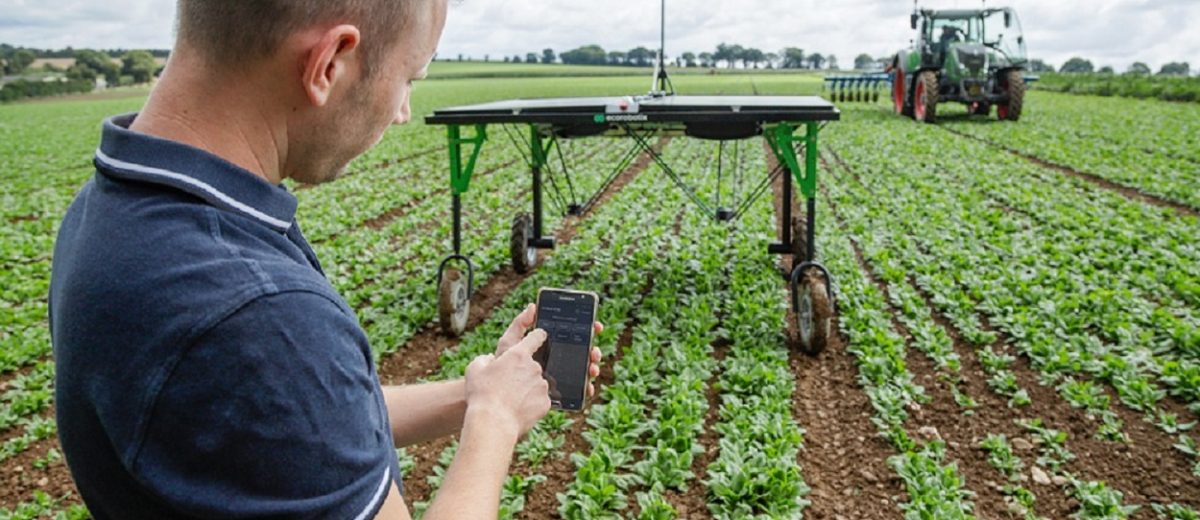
[533, 288, 599, 411]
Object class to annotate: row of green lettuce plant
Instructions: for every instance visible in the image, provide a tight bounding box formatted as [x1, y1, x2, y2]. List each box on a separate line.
[703, 146, 809, 519]
[816, 195, 977, 518]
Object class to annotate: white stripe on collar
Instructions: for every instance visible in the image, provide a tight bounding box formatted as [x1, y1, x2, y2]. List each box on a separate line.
[94, 148, 292, 231]
[353, 467, 392, 520]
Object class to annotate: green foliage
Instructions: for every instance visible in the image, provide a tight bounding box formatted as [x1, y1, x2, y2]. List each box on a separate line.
[1034, 72, 1200, 103]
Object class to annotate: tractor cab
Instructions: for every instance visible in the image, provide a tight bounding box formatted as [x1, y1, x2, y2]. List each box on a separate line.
[915, 8, 1027, 80]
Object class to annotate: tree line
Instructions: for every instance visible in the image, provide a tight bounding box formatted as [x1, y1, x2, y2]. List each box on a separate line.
[496, 43, 859, 70]
[1, 44, 165, 103]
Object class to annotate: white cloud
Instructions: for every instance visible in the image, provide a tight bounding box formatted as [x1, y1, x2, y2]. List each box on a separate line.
[0, 0, 1196, 71]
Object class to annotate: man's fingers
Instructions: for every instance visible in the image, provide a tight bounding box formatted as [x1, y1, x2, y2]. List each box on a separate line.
[508, 328, 548, 357]
[594, 321, 604, 335]
[497, 303, 537, 353]
[590, 346, 602, 364]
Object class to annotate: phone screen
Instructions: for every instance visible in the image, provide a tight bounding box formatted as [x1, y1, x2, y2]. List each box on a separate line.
[534, 290, 597, 411]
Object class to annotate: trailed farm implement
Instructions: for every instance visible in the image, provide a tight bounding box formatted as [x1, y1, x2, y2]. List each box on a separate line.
[423, 0, 840, 354]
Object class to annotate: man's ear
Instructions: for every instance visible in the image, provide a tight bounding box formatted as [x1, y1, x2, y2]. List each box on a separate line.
[299, 25, 362, 107]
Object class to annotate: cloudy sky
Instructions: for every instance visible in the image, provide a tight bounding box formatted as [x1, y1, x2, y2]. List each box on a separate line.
[0, 0, 1196, 72]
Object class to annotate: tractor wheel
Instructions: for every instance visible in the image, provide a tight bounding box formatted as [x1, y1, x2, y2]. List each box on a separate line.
[893, 69, 910, 116]
[510, 213, 538, 274]
[793, 270, 833, 355]
[913, 70, 938, 124]
[998, 70, 1024, 121]
[438, 268, 470, 336]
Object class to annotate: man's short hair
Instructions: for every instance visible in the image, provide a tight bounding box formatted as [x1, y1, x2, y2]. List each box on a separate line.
[177, 0, 425, 76]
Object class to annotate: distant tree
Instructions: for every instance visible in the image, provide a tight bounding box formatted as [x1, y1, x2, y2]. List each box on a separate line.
[1058, 56, 1094, 74]
[1125, 62, 1151, 75]
[526, 52, 538, 64]
[681, 51, 696, 67]
[627, 46, 653, 67]
[742, 48, 764, 68]
[483, 54, 489, 62]
[854, 53, 875, 70]
[826, 55, 839, 70]
[698, 52, 713, 68]
[765, 52, 779, 69]
[8, 49, 35, 74]
[1027, 59, 1054, 73]
[1158, 62, 1190, 76]
[607, 50, 625, 65]
[503, 56, 510, 63]
[713, 43, 744, 68]
[121, 50, 157, 83]
[780, 47, 805, 69]
[65, 63, 96, 81]
[1097, 65, 1114, 75]
[457, 54, 464, 61]
[74, 49, 120, 83]
[560, 45, 608, 65]
[541, 48, 556, 64]
[807, 52, 825, 70]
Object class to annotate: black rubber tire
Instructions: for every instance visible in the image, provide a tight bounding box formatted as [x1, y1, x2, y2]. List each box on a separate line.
[999, 69, 1024, 121]
[914, 70, 938, 124]
[438, 268, 469, 336]
[795, 271, 833, 355]
[510, 213, 537, 274]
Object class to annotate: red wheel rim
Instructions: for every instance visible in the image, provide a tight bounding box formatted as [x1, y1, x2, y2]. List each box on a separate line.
[893, 70, 905, 114]
[998, 104, 1009, 120]
[914, 80, 926, 121]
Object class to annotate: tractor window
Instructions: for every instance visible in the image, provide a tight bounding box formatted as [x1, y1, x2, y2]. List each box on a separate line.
[982, 9, 1027, 64]
[931, 18, 971, 46]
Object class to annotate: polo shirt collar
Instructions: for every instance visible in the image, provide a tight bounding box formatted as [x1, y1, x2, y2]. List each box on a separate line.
[94, 113, 297, 232]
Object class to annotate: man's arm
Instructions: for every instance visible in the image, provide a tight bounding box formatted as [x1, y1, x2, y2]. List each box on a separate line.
[382, 381, 466, 448]
[376, 331, 552, 520]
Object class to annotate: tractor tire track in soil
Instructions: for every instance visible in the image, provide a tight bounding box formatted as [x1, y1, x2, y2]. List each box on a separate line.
[939, 126, 1199, 219]
[766, 148, 901, 519]
[825, 148, 1200, 517]
[375, 138, 669, 506]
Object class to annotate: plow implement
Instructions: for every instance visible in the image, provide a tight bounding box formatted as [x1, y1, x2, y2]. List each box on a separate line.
[822, 73, 892, 103]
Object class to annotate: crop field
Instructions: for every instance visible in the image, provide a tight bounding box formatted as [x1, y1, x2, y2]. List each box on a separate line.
[1, 68, 1198, 519]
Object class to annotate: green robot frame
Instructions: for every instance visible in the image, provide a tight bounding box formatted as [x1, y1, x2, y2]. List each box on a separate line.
[424, 95, 840, 354]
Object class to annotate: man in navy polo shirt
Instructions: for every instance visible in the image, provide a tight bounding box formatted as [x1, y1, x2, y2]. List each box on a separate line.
[49, 1, 602, 519]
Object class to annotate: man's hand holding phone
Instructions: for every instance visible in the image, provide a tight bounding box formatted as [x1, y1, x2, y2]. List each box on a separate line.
[495, 303, 603, 399]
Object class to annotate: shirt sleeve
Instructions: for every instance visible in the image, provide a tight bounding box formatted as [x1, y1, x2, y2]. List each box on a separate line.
[128, 290, 398, 519]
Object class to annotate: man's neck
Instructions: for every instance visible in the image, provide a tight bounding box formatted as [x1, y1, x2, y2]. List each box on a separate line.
[129, 52, 288, 185]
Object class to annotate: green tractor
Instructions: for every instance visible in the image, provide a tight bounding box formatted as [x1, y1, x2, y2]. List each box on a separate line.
[888, 6, 1032, 123]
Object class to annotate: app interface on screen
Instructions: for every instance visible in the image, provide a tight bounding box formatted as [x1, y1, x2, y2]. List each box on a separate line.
[536, 292, 594, 403]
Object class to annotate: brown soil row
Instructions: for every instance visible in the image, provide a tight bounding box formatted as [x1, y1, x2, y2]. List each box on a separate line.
[825, 149, 1200, 517]
[768, 152, 903, 520]
[940, 126, 1199, 219]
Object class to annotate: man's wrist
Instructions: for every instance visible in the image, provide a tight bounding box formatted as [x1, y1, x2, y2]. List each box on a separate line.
[463, 401, 522, 447]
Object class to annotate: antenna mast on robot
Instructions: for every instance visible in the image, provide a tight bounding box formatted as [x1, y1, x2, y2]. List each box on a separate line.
[649, 0, 675, 97]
